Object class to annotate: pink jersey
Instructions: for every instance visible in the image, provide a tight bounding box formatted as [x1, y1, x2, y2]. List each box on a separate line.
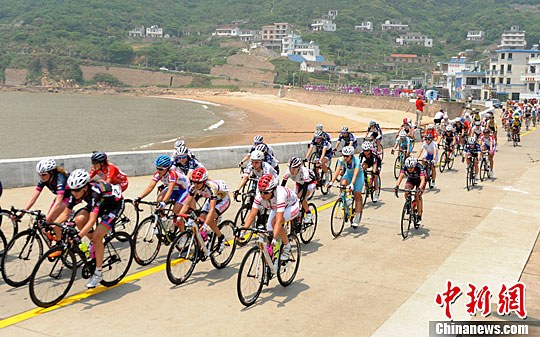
[253, 186, 298, 213]
[152, 169, 189, 190]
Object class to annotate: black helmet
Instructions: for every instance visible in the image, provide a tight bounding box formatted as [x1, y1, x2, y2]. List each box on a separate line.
[91, 151, 108, 164]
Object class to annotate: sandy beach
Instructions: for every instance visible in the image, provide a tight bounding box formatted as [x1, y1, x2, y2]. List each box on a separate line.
[148, 91, 415, 150]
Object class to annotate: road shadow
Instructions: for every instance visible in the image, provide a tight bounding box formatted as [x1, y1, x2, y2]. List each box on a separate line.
[240, 277, 310, 310]
[300, 239, 323, 256]
[364, 200, 386, 210]
[343, 224, 369, 238]
[403, 225, 430, 240]
[78, 282, 142, 310]
[170, 261, 239, 289]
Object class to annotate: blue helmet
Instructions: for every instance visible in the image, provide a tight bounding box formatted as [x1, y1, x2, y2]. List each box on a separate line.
[155, 155, 172, 168]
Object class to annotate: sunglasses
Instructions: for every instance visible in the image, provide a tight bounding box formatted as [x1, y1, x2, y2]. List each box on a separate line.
[156, 167, 167, 171]
[251, 160, 262, 164]
[72, 187, 84, 193]
[178, 155, 188, 159]
[39, 172, 50, 177]
[190, 181, 204, 185]
[261, 191, 273, 195]
[343, 155, 352, 158]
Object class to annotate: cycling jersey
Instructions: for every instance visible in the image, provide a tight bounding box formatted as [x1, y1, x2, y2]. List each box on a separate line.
[67, 181, 123, 216]
[421, 141, 438, 161]
[399, 123, 412, 135]
[36, 171, 71, 198]
[337, 156, 364, 192]
[89, 163, 128, 192]
[471, 126, 483, 135]
[152, 168, 190, 190]
[252, 186, 298, 213]
[464, 143, 482, 156]
[454, 122, 464, 134]
[359, 150, 382, 173]
[310, 138, 333, 158]
[424, 129, 439, 141]
[480, 134, 496, 149]
[249, 143, 278, 167]
[337, 132, 358, 148]
[322, 131, 331, 143]
[173, 157, 204, 176]
[190, 179, 229, 201]
[401, 163, 425, 180]
[243, 162, 278, 180]
[512, 120, 522, 128]
[395, 137, 411, 151]
[281, 167, 316, 185]
[366, 124, 383, 139]
[442, 131, 456, 145]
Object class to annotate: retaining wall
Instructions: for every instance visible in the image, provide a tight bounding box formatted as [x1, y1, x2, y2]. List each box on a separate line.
[0, 131, 410, 189]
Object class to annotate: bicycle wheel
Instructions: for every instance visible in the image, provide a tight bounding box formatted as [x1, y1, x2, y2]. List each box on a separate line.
[308, 152, 319, 172]
[29, 246, 76, 308]
[100, 232, 134, 287]
[237, 246, 265, 307]
[448, 152, 455, 170]
[330, 199, 346, 238]
[378, 142, 384, 161]
[480, 159, 489, 182]
[117, 200, 138, 237]
[393, 155, 402, 179]
[400, 202, 412, 239]
[133, 216, 161, 266]
[0, 230, 6, 268]
[300, 203, 318, 244]
[320, 167, 332, 195]
[466, 166, 471, 191]
[210, 220, 237, 269]
[439, 152, 447, 173]
[1, 230, 43, 287]
[277, 234, 301, 287]
[234, 205, 254, 247]
[370, 176, 381, 203]
[166, 231, 198, 285]
[0, 211, 18, 243]
[362, 178, 369, 207]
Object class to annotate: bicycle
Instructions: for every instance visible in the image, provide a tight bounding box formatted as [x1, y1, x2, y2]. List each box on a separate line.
[479, 151, 491, 182]
[0, 229, 6, 269]
[28, 222, 133, 308]
[394, 188, 421, 239]
[0, 206, 18, 243]
[165, 212, 236, 285]
[512, 128, 520, 147]
[438, 144, 455, 173]
[392, 149, 406, 179]
[116, 199, 139, 237]
[465, 157, 478, 191]
[233, 191, 268, 247]
[288, 202, 318, 244]
[330, 186, 361, 238]
[307, 153, 332, 199]
[422, 159, 435, 189]
[236, 228, 300, 307]
[362, 169, 381, 206]
[132, 200, 180, 266]
[365, 136, 384, 160]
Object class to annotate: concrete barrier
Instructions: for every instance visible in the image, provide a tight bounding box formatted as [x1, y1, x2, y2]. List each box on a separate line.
[0, 131, 407, 188]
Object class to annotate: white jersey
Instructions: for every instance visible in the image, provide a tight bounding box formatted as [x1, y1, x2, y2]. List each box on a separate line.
[243, 162, 278, 180]
[434, 111, 445, 120]
[282, 167, 315, 185]
[253, 186, 298, 213]
[421, 141, 438, 155]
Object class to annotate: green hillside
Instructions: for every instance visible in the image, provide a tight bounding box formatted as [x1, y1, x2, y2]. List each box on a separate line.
[0, 0, 539, 84]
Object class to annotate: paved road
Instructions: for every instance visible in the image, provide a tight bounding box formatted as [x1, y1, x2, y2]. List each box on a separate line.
[1, 126, 540, 336]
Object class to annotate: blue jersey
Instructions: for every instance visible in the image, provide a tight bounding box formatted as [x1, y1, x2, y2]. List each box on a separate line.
[173, 157, 204, 176]
[337, 133, 358, 148]
[464, 143, 481, 156]
[310, 138, 332, 158]
[395, 137, 411, 151]
[338, 156, 362, 175]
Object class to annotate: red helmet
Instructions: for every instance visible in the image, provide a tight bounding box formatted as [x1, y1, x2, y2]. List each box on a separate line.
[191, 167, 208, 183]
[403, 118, 408, 123]
[257, 174, 277, 192]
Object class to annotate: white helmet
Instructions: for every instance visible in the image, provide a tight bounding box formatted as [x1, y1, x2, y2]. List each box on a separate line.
[253, 135, 263, 144]
[405, 156, 417, 168]
[342, 146, 355, 156]
[174, 145, 189, 156]
[173, 140, 185, 150]
[361, 141, 372, 151]
[341, 126, 349, 133]
[36, 158, 57, 173]
[407, 118, 412, 124]
[250, 150, 265, 161]
[315, 124, 323, 131]
[467, 137, 477, 145]
[399, 130, 407, 138]
[67, 169, 90, 190]
[369, 120, 376, 126]
[428, 124, 434, 130]
[445, 125, 453, 132]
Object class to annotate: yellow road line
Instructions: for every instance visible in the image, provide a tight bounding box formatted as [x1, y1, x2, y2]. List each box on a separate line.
[0, 200, 336, 329]
[520, 125, 540, 137]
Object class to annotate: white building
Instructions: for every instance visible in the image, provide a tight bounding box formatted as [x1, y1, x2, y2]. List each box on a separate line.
[381, 20, 409, 31]
[239, 30, 261, 42]
[281, 33, 303, 56]
[311, 19, 336, 32]
[323, 10, 338, 20]
[281, 33, 321, 62]
[355, 22, 373, 32]
[487, 49, 537, 100]
[466, 30, 485, 41]
[146, 25, 163, 38]
[213, 24, 241, 37]
[396, 32, 433, 47]
[300, 60, 336, 73]
[498, 26, 526, 49]
[521, 53, 540, 98]
[128, 25, 145, 37]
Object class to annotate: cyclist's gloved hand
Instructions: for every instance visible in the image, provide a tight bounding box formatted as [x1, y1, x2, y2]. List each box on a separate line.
[416, 188, 423, 195]
[72, 234, 82, 246]
[238, 161, 244, 168]
[347, 184, 353, 191]
[391, 149, 395, 155]
[233, 190, 240, 199]
[134, 197, 141, 205]
[325, 181, 332, 188]
[157, 201, 166, 209]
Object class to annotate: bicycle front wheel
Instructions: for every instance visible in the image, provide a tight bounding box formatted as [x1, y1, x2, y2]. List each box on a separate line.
[117, 200, 139, 236]
[0, 230, 6, 268]
[1, 230, 43, 287]
[234, 205, 253, 247]
[237, 246, 265, 307]
[0, 211, 18, 243]
[330, 199, 346, 238]
[210, 220, 237, 269]
[400, 202, 412, 239]
[393, 155, 402, 180]
[300, 203, 318, 244]
[320, 167, 332, 195]
[166, 231, 198, 285]
[133, 217, 161, 266]
[29, 246, 76, 308]
[439, 152, 447, 173]
[101, 231, 134, 287]
[277, 234, 301, 287]
[448, 152, 455, 170]
[480, 159, 489, 182]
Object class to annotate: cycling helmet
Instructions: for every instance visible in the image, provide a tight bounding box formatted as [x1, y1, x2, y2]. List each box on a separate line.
[361, 141, 372, 151]
[257, 174, 277, 192]
[341, 126, 349, 133]
[405, 157, 417, 168]
[191, 167, 208, 182]
[425, 134, 433, 141]
[175, 145, 189, 156]
[288, 157, 303, 168]
[315, 124, 323, 131]
[399, 130, 407, 138]
[250, 150, 265, 161]
[514, 115, 520, 119]
[369, 120, 376, 126]
[155, 155, 172, 168]
[36, 158, 57, 173]
[483, 129, 491, 134]
[253, 135, 263, 144]
[342, 146, 355, 156]
[174, 140, 185, 149]
[67, 169, 90, 190]
[91, 151, 107, 164]
[467, 137, 476, 145]
[474, 121, 481, 126]
[445, 125, 453, 132]
[254, 144, 267, 153]
[314, 130, 324, 138]
[428, 124, 434, 130]
[402, 118, 408, 124]
[407, 118, 412, 124]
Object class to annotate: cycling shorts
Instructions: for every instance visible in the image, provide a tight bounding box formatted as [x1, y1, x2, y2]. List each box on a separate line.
[342, 170, 365, 193]
[99, 199, 125, 232]
[201, 195, 231, 216]
[266, 201, 300, 231]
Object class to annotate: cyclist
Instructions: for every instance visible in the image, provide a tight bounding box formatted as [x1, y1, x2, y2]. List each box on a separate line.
[57, 169, 124, 288]
[469, 121, 483, 140]
[438, 125, 457, 159]
[417, 134, 438, 189]
[173, 140, 196, 159]
[434, 109, 445, 127]
[524, 105, 533, 127]
[333, 126, 358, 153]
[238, 174, 298, 261]
[454, 119, 465, 149]
[315, 123, 332, 143]
[479, 129, 496, 178]
[511, 116, 522, 142]
[472, 108, 482, 124]
[424, 124, 439, 142]
[135, 155, 190, 230]
[398, 118, 415, 140]
[485, 113, 498, 142]
[391, 130, 412, 158]
[305, 130, 333, 183]
[281, 157, 316, 224]
[234, 150, 278, 200]
[366, 120, 383, 153]
[22, 159, 71, 243]
[462, 136, 481, 183]
[172, 145, 204, 180]
[358, 141, 381, 202]
[89, 151, 129, 192]
[328, 146, 364, 228]
[238, 135, 279, 173]
[394, 157, 426, 225]
[178, 167, 229, 253]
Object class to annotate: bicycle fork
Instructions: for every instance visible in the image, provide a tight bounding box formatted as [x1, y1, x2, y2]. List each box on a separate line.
[258, 238, 278, 276]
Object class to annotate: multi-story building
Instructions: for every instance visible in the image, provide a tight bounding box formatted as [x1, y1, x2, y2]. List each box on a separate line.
[213, 24, 240, 37]
[466, 30, 485, 41]
[323, 10, 338, 20]
[146, 25, 163, 38]
[281, 33, 321, 62]
[262, 22, 291, 50]
[396, 32, 433, 47]
[498, 26, 526, 49]
[354, 22, 373, 32]
[238, 30, 261, 42]
[521, 53, 540, 98]
[381, 20, 409, 31]
[128, 25, 145, 37]
[438, 54, 484, 99]
[487, 49, 535, 100]
[311, 19, 336, 32]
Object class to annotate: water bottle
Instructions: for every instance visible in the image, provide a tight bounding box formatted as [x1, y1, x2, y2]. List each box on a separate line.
[166, 217, 175, 231]
[273, 240, 281, 260]
[79, 241, 90, 259]
[266, 243, 273, 257]
[346, 193, 353, 208]
[200, 224, 209, 242]
[90, 243, 95, 259]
